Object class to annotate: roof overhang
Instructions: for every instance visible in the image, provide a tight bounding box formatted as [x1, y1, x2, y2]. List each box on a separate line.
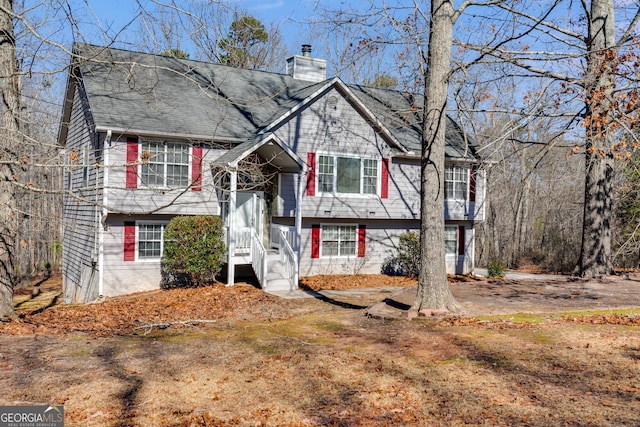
[212, 133, 306, 174]
[57, 64, 80, 147]
[392, 153, 483, 164]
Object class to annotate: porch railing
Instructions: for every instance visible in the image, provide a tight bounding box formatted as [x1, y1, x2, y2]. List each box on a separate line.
[270, 225, 297, 250]
[233, 227, 252, 255]
[278, 226, 298, 289]
[251, 228, 268, 289]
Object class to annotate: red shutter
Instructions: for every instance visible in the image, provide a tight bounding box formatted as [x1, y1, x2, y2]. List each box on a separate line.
[124, 222, 136, 261]
[192, 146, 203, 191]
[311, 224, 320, 258]
[306, 152, 316, 196]
[381, 158, 389, 199]
[469, 166, 477, 202]
[126, 138, 138, 189]
[458, 226, 465, 256]
[358, 225, 366, 258]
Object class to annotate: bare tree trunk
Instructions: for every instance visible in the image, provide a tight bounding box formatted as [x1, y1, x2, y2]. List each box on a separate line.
[0, 0, 19, 318]
[576, 0, 616, 277]
[412, 0, 461, 313]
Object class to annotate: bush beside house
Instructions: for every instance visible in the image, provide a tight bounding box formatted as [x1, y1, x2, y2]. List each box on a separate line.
[161, 216, 226, 287]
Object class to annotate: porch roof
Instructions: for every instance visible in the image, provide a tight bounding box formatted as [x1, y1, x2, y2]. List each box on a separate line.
[212, 133, 306, 174]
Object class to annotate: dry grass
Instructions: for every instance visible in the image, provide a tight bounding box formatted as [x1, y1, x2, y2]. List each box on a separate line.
[1, 275, 639, 426]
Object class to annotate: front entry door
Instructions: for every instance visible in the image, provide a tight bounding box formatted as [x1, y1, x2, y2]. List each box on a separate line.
[235, 191, 264, 240]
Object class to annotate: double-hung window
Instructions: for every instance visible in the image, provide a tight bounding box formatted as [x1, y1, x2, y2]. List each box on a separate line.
[444, 226, 458, 255]
[317, 155, 378, 195]
[445, 164, 468, 201]
[141, 141, 190, 188]
[137, 223, 166, 259]
[321, 225, 357, 257]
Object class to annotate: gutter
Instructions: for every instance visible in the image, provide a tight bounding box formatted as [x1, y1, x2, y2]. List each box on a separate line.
[392, 152, 484, 165]
[94, 126, 247, 144]
[98, 129, 112, 298]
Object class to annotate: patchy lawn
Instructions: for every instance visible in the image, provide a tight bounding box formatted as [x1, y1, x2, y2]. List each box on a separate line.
[1, 275, 640, 426]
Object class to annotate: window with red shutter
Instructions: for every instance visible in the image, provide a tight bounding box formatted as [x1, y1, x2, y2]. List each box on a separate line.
[192, 146, 203, 191]
[126, 138, 138, 189]
[123, 222, 136, 261]
[458, 226, 466, 256]
[469, 166, 477, 202]
[381, 158, 389, 199]
[307, 152, 316, 196]
[358, 225, 366, 257]
[311, 224, 320, 258]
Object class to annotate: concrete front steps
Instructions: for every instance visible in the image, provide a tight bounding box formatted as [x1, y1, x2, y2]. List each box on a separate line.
[263, 252, 296, 292]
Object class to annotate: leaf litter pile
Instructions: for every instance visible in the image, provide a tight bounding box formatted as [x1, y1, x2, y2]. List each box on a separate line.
[3, 281, 294, 336]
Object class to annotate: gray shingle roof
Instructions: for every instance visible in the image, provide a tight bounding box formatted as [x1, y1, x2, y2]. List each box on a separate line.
[71, 43, 478, 160]
[346, 84, 477, 158]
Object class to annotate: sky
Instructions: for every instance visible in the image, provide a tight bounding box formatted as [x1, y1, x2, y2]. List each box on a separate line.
[74, 0, 350, 54]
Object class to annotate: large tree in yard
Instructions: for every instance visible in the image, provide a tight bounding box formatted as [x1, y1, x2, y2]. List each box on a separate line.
[577, 0, 621, 276]
[412, 0, 461, 313]
[0, 0, 20, 319]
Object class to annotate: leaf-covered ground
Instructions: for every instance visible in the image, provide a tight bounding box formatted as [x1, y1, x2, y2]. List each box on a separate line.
[5, 278, 294, 336]
[1, 274, 640, 426]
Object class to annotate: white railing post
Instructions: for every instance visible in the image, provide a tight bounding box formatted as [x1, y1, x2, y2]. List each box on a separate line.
[279, 227, 297, 290]
[227, 170, 237, 287]
[250, 228, 268, 289]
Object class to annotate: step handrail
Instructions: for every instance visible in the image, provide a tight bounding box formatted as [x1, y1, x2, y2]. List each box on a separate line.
[278, 227, 298, 290]
[250, 228, 268, 289]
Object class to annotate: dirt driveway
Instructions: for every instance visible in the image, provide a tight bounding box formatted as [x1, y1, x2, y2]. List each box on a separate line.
[452, 275, 640, 314]
[341, 274, 640, 318]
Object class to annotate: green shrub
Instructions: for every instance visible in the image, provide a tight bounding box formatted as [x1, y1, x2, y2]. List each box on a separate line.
[487, 260, 505, 278]
[398, 231, 421, 277]
[162, 215, 226, 287]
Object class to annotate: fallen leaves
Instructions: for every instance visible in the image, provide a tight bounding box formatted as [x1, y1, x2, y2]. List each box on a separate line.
[300, 274, 416, 291]
[563, 313, 640, 326]
[2, 283, 293, 337]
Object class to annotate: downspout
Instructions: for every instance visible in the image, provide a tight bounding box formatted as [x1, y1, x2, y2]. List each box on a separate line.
[227, 168, 237, 287]
[98, 130, 112, 297]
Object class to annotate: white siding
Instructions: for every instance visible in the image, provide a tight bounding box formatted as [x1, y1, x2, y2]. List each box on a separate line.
[296, 220, 417, 276]
[291, 219, 475, 276]
[106, 138, 224, 215]
[273, 88, 420, 220]
[102, 216, 164, 296]
[271, 87, 483, 278]
[62, 83, 103, 303]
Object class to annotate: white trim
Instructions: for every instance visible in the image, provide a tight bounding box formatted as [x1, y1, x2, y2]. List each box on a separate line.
[219, 133, 306, 171]
[444, 225, 458, 256]
[98, 130, 112, 297]
[134, 220, 169, 262]
[95, 125, 247, 144]
[445, 164, 468, 202]
[319, 223, 359, 258]
[139, 140, 191, 190]
[315, 152, 382, 198]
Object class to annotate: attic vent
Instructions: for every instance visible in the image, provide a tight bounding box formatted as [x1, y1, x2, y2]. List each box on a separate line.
[327, 96, 338, 109]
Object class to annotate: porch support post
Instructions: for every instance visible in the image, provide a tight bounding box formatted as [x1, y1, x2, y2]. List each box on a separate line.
[227, 168, 238, 286]
[295, 169, 304, 287]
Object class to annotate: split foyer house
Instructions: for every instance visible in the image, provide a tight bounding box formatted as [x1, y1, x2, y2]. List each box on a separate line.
[58, 43, 486, 303]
